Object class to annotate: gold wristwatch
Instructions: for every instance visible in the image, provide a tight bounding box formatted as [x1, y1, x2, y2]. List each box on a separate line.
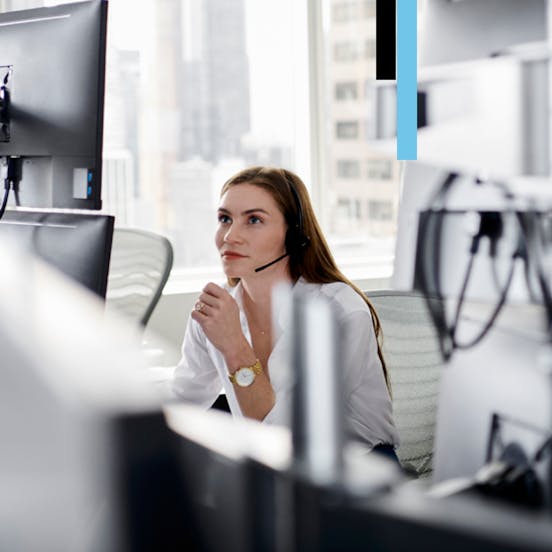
[228, 359, 262, 387]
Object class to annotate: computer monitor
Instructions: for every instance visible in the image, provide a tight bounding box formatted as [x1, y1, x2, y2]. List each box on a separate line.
[0, 0, 108, 210]
[0, 208, 114, 298]
[164, 403, 292, 552]
[164, 406, 552, 552]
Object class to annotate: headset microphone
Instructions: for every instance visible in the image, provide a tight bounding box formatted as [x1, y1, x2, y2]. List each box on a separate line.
[254, 252, 289, 273]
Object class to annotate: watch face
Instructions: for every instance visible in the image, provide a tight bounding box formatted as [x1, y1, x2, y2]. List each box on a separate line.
[236, 367, 255, 387]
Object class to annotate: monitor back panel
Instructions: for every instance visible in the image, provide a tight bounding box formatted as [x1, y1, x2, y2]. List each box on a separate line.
[0, 209, 114, 298]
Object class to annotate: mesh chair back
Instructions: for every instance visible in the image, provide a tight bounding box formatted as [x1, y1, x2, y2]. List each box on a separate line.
[366, 290, 445, 478]
[106, 228, 173, 327]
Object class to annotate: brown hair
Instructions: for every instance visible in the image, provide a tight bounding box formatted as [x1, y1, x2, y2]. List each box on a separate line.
[220, 166, 390, 393]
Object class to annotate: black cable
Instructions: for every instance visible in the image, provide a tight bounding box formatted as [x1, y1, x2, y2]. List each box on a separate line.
[427, 171, 459, 208]
[417, 173, 523, 359]
[450, 247, 477, 337]
[0, 156, 22, 218]
[432, 206, 454, 358]
[450, 210, 519, 350]
[487, 212, 505, 282]
[452, 255, 516, 350]
[433, 173, 463, 359]
[533, 435, 552, 463]
[415, 172, 459, 359]
[490, 254, 503, 291]
[0, 185, 9, 220]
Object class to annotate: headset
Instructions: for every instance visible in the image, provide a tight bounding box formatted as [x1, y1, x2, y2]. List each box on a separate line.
[285, 176, 311, 254]
[254, 172, 311, 272]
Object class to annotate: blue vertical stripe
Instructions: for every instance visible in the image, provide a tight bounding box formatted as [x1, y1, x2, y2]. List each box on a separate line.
[397, 0, 417, 160]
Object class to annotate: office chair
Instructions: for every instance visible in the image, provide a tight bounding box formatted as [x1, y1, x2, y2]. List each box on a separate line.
[106, 228, 174, 327]
[365, 290, 445, 478]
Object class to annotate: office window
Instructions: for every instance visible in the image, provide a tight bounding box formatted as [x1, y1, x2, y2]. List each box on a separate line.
[366, 159, 393, 180]
[368, 200, 393, 221]
[332, 1, 357, 22]
[364, 39, 376, 59]
[337, 159, 360, 178]
[334, 41, 360, 62]
[335, 81, 358, 101]
[336, 121, 359, 139]
[332, 0, 376, 22]
[335, 196, 363, 230]
[337, 197, 353, 218]
[320, 0, 401, 275]
[4, 0, 400, 287]
[362, 0, 376, 18]
[354, 198, 362, 219]
[2, 0, 310, 285]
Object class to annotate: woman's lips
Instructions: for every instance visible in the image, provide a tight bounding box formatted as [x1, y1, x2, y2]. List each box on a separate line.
[222, 252, 247, 259]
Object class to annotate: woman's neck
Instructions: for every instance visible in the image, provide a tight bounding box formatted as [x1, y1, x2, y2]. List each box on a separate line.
[240, 264, 293, 321]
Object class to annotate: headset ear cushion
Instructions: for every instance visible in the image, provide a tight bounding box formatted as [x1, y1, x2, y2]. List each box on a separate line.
[298, 233, 310, 249]
[285, 227, 298, 256]
[285, 226, 310, 256]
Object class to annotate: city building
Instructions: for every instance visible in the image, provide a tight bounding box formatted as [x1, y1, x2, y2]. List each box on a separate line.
[179, 0, 250, 164]
[326, 0, 400, 238]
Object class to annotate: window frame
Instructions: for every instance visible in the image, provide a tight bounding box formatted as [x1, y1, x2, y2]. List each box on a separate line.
[306, 0, 396, 285]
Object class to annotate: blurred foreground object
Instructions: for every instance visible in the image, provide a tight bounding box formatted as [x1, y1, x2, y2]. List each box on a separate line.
[0, 238, 195, 551]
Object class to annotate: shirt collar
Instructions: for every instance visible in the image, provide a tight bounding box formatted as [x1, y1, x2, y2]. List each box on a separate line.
[227, 277, 312, 335]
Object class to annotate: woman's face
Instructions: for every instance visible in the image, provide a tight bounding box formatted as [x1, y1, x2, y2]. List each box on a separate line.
[215, 183, 288, 279]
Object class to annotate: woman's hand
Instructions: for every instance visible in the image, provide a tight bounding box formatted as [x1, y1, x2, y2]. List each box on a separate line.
[191, 282, 247, 356]
[192, 282, 275, 421]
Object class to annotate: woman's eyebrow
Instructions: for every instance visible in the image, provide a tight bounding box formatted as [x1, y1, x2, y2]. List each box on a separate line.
[217, 207, 270, 215]
[242, 208, 270, 215]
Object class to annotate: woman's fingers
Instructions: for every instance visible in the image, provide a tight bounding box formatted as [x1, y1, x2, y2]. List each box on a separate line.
[193, 282, 227, 316]
[202, 282, 226, 299]
[197, 293, 216, 309]
[193, 299, 214, 316]
[196, 282, 230, 310]
[191, 283, 242, 355]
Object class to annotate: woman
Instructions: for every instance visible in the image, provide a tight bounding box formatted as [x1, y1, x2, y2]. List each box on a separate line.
[172, 166, 398, 452]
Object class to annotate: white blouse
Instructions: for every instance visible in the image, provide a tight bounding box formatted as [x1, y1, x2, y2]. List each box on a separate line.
[171, 278, 399, 449]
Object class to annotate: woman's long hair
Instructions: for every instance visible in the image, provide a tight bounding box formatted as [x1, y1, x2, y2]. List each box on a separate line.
[220, 166, 390, 393]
